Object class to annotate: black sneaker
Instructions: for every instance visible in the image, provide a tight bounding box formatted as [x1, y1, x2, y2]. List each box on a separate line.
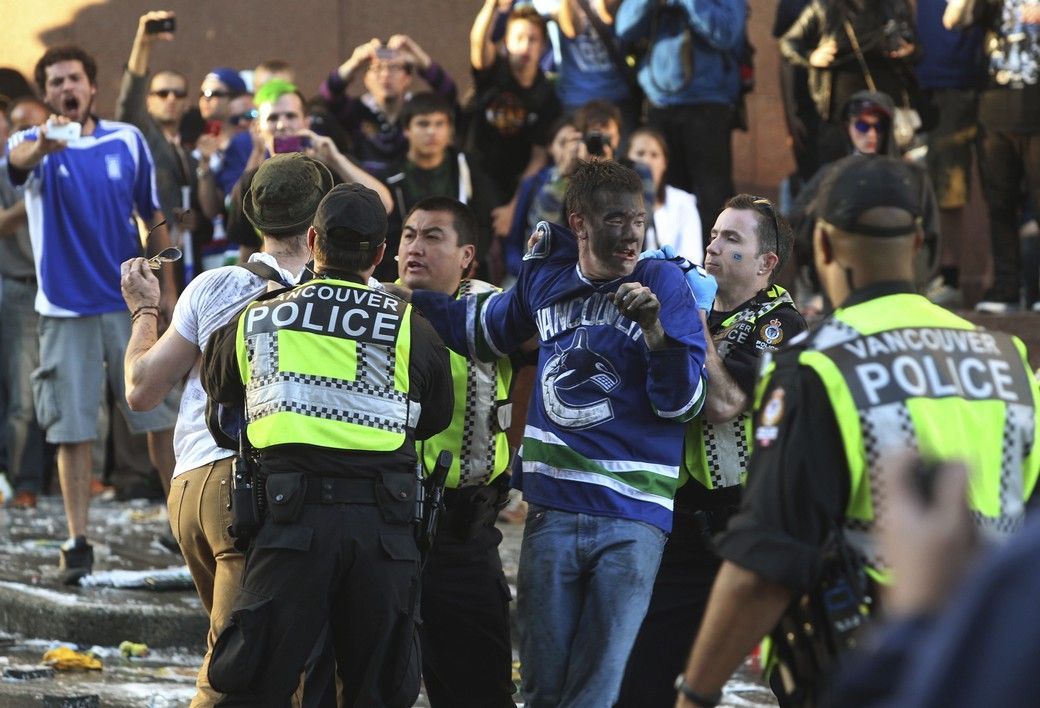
[59, 536, 94, 586]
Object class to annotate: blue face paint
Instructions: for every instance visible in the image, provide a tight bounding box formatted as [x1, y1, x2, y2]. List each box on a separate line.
[733, 253, 743, 261]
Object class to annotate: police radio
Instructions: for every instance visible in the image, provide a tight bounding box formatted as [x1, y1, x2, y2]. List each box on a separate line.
[228, 430, 261, 548]
[769, 527, 875, 703]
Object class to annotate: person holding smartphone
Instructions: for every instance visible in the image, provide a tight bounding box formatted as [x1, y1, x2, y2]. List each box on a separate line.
[5, 45, 179, 585]
[118, 9, 206, 284]
[225, 80, 393, 261]
[194, 66, 251, 220]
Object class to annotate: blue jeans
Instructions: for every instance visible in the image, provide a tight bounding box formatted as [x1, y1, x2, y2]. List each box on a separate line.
[517, 504, 667, 707]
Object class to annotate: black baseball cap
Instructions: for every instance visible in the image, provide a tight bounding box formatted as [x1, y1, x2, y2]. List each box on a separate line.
[819, 155, 922, 238]
[312, 183, 388, 250]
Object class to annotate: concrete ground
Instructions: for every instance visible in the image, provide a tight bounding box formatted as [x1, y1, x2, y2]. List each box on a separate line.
[0, 495, 777, 707]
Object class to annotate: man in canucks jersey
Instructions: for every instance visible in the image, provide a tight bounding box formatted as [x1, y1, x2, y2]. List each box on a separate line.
[394, 160, 708, 707]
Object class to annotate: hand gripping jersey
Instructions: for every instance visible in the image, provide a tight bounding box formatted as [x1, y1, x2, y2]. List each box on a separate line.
[412, 222, 708, 531]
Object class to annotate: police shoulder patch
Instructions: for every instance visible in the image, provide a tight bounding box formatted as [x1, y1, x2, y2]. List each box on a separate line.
[756, 387, 786, 447]
[759, 318, 784, 346]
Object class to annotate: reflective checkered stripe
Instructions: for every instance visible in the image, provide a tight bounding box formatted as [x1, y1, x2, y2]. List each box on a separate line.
[236, 279, 413, 452]
[418, 280, 514, 488]
[714, 285, 794, 339]
[684, 287, 793, 490]
[800, 294, 1040, 579]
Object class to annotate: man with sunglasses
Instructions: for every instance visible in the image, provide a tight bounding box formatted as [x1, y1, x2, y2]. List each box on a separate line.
[195, 67, 252, 218]
[789, 91, 941, 312]
[118, 11, 196, 238]
[618, 195, 806, 707]
[226, 94, 257, 136]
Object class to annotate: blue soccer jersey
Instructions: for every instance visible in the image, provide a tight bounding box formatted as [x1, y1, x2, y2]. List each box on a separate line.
[7, 119, 160, 317]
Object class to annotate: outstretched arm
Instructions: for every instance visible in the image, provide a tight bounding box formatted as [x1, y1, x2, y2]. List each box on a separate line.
[676, 562, 792, 708]
[472, 0, 509, 70]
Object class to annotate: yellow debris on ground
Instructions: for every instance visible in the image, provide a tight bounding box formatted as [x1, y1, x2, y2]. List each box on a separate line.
[42, 647, 103, 671]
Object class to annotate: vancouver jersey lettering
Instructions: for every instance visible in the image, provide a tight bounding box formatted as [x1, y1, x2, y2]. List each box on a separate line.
[535, 291, 643, 343]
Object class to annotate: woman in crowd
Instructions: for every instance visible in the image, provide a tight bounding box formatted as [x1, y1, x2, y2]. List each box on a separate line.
[627, 127, 703, 262]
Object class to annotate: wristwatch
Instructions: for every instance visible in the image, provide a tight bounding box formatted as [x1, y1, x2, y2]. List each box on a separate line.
[674, 674, 722, 708]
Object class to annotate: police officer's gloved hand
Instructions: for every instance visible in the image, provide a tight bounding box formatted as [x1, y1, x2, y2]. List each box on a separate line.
[639, 245, 717, 311]
[639, 244, 679, 261]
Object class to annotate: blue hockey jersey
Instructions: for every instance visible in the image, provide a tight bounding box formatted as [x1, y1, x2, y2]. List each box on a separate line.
[411, 222, 707, 531]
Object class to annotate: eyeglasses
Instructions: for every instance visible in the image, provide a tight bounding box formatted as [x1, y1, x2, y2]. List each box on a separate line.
[151, 88, 187, 99]
[853, 119, 885, 134]
[200, 89, 230, 100]
[230, 108, 259, 125]
[752, 197, 780, 258]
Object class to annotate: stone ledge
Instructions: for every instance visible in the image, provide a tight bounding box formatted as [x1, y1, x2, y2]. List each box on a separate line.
[0, 581, 207, 650]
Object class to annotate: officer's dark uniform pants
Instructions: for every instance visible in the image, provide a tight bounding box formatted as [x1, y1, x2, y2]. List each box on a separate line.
[420, 497, 515, 708]
[210, 493, 421, 708]
[615, 514, 723, 708]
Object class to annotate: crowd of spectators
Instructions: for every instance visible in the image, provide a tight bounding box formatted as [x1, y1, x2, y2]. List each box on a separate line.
[0, 0, 1035, 519]
[1, 2, 1039, 706]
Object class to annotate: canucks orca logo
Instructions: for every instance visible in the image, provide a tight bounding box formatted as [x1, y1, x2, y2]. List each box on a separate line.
[541, 328, 620, 429]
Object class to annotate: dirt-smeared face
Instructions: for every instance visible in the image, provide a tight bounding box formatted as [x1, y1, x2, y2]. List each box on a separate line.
[576, 189, 647, 280]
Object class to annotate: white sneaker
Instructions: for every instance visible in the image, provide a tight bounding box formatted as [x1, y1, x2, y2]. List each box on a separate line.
[1032, 300, 1040, 313]
[925, 277, 963, 307]
[975, 299, 1021, 314]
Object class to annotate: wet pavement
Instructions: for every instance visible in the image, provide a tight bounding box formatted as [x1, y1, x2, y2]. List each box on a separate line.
[0, 495, 776, 706]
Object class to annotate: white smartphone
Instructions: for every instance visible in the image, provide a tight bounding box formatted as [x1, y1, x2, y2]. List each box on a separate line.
[46, 121, 81, 142]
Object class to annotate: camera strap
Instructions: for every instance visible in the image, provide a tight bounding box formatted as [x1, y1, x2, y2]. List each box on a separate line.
[843, 21, 878, 93]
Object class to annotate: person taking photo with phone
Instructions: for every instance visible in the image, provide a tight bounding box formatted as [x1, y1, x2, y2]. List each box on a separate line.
[5, 45, 179, 585]
[117, 11, 198, 242]
[225, 79, 392, 261]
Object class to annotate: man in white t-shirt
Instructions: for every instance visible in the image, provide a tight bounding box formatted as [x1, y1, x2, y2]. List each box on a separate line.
[118, 153, 333, 706]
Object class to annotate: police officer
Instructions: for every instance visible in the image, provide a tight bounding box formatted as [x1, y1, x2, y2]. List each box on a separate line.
[618, 194, 806, 707]
[201, 182, 454, 708]
[394, 196, 518, 707]
[673, 155, 1040, 708]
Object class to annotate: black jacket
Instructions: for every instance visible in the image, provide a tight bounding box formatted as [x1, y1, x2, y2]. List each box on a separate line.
[780, 0, 919, 122]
